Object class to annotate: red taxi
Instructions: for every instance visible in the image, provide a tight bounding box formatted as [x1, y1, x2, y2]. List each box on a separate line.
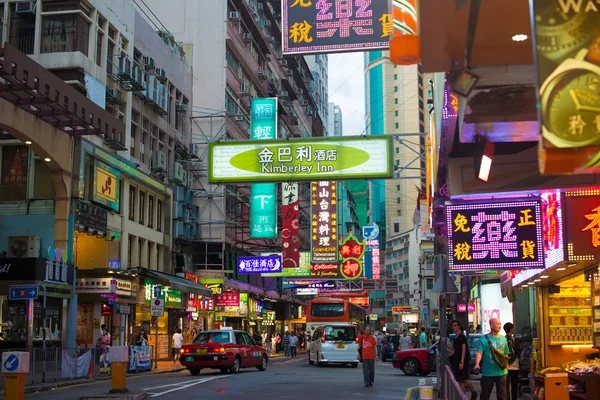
[179, 328, 268, 375]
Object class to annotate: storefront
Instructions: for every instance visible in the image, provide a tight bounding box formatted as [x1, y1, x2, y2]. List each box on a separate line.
[0, 256, 74, 349]
[214, 291, 248, 331]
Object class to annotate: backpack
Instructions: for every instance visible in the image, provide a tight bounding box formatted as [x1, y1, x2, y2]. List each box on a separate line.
[506, 335, 517, 364]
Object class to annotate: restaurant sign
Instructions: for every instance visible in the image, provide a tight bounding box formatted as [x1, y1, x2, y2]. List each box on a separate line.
[208, 136, 392, 183]
[215, 291, 240, 307]
[339, 232, 365, 279]
[447, 200, 544, 271]
[75, 200, 108, 235]
[311, 181, 338, 263]
[238, 255, 282, 274]
[282, 0, 391, 55]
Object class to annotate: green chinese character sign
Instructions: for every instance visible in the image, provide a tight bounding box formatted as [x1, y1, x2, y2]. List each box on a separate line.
[250, 98, 278, 239]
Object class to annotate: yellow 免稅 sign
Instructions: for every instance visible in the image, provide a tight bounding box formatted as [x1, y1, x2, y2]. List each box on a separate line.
[96, 167, 118, 203]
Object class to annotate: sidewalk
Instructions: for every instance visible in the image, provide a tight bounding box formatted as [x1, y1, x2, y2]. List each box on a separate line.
[0, 360, 185, 397]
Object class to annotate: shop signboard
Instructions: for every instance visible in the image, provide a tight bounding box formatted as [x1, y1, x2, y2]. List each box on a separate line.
[295, 288, 319, 295]
[262, 251, 312, 277]
[309, 263, 343, 278]
[1, 145, 28, 187]
[208, 136, 393, 183]
[282, 182, 300, 268]
[249, 98, 277, 239]
[282, 0, 391, 55]
[204, 283, 223, 295]
[563, 189, 600, 261]
[480, 283, 513, 334]
[93, 161, 120, 212]
[457, 303, 476, 313]
[311, 181, 338, 263]
[363, 223, 380, 279]
[282, 279, 336, 290]
[143, 281, 182, 307]
[215, 291, 240, 307]
[447, 200, 544, 271]
[339, 232, 365, 279]
[75, 200, 108, 235]
[196, 295, 214, 311]
[239, 292, 248, 317]
[392, 306, 413, 314]
[76, 278, 132, 296]
[237, 255, 282, 274]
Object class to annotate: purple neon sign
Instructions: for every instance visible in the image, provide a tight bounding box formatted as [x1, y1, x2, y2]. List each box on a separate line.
[447, 200, 544, 271]
[237, 255, 282, 274]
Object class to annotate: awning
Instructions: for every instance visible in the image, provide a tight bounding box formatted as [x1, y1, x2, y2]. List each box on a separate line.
[133, 268, 213, 297]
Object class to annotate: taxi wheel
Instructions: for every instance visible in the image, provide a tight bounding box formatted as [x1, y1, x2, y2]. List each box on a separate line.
[189, 368, 201, 376]
[402, 358, 420, 376]
[230, 356, 241, 374]
[257, 355, 268, 371]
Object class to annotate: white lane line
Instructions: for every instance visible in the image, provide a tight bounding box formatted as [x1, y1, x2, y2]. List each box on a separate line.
[143, 382, 184, 391]
[148, 376, 228, 397]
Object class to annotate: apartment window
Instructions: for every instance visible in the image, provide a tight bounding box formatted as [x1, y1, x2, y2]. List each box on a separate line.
[426, 279, 434, 290]
[394, 98, 398, 104]
[394, 74, 397, 80]
[139, 191, 146, 225]
[130, 126, 136, 158]
[157, 200, 163, 232]
[129, 185, 136, 221]
[395, 122, 399, 129]
[156, 245, 161, 271]
[397, 210, 402, 216]
[397, 198, 401, 204]
[147, 242, 152, 271]
[395, 110, 398, 117]
[128, 235, 133, 268]
[41, 15, 90, 55]
[138, 238, 143, 268]
[394, 86, 398, 92]
[396, 185, 400, 191]
[96, 30, 103, 67]
[148, 195, 155, 228]
[394, 223, 399, 233]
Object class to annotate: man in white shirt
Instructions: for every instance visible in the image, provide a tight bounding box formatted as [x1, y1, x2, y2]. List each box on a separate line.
[289, 332, 299, 358]
[173, 328, 184, 363]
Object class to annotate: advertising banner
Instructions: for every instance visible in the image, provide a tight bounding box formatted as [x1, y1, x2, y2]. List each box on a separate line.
[94, 161, 120, 212]
[215, 291, 240, 307]
[196, 295, 214, 311]
[250, 98, 278, 239]
[282, 279, 336, 289]
[1, 145, 28, 186]
[262, 251, 312, 277]
[237, 255, 282, 274]
[282, 0, 391, 55]
[311, 181, 338, 263]
[129, 346, 151, 371]
[282, 183, 300, 268]
[447, 200, 544, 271]
[208, 136, 393, 183]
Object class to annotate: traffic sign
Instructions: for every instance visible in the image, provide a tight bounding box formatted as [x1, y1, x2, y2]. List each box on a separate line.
[153, 285, 162, 298]
[9, 286, 38, 300]
[3, 354, 18, 372]
[150, 298, 164, 317]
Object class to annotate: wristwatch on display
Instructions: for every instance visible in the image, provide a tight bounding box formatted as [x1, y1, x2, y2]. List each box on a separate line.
[540, 31, 600, 148]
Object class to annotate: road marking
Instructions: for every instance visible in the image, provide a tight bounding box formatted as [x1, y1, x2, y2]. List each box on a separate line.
[147, 376, 228, 397]
[405, 387, 416, 400]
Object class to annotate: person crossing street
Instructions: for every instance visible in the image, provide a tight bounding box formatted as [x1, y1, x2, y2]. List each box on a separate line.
[358, 326, 378, 388]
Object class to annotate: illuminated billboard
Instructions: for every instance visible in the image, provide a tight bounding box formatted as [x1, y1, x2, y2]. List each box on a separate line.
[282, 0, 391, 55]
[447, 200, 544, 271]
[208, 136, 393, 183]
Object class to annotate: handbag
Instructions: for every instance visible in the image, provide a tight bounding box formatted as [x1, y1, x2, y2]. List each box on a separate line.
[485, 335, 509, 369]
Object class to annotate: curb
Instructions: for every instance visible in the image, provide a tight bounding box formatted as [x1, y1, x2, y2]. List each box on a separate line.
[405, 386, 420, 400]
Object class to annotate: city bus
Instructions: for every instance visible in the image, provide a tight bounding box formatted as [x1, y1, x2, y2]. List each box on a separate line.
[306, 298, 367, 332]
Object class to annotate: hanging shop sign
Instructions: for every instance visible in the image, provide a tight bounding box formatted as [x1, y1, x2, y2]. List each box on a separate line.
[309, 263, 343, 279]
[249, 298, 263, 317]
[362, 223, 380, 279]
[196, 295, 214, 311]
[1, 145, 28, 186]
[93, 161, 120, 212]
[239, 292, 248, 317]
[143, 281, 182, 307]
[282, 279, 337, 290]
[204, 283, 223, 295]
[457, 303, 476, 313]
[282, 182, 300, 268]
[563, 188, 600, 261]
[208, 136, 393, 183]
[75, 200, 108, 235]
[215, 291, 240, 307]
[76, 278, 132, 296]
[339, 232, 365, 279]
[237, 255, 282, 274]
[250, 98, 278, 239]
[392, 306, 413, 314]
[282, 0, 391, 55]
[262, 251, 312, 277]
[541, 191, 564, 267]
[311, 181, 338, 263]
[447, 200, 544, 271]
[295, 288, 319, 295]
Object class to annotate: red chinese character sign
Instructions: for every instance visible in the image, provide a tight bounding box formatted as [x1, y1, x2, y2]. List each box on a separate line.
[283, 0, 391, 55]
[339, 232, 365, 279]
[282, 183, 300, 268]
[1, 146, 28, 187]
[446, 201, 544, 271]
[563, 190, 600, 261]
[311, 181, 338, 263]
[215, 291, 240, 307]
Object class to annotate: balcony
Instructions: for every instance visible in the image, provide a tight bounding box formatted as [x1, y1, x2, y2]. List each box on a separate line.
[226, 23, 268, 98]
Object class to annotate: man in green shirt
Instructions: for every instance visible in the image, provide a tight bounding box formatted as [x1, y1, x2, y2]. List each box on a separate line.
[474, 318, 509, 400]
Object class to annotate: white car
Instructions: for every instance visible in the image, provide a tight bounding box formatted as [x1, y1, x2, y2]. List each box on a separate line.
[308, 324, 359, 368]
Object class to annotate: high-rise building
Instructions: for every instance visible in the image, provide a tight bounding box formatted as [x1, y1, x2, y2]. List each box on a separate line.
[305, 54, 328, 136]
[328, 103, 343, 137]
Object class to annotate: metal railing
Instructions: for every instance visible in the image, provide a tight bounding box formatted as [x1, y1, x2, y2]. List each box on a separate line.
[444, 365, 469, 400]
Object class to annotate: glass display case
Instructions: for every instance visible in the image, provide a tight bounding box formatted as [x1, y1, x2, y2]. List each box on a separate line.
[548, 282, 592, 345]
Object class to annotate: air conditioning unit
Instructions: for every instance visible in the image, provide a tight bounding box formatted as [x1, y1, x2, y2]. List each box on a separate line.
[175, 101, 186, 111]
[118, 56, 132, 77]
[240, 82, 249, 95]
[155, 68, 167, 82]
[183, 208, 191, 223]
[229, 11, 240, 20]
[306, 105, 313, 114]
[257, 70, 266, 78]
[173, 202, 185, 219]
[174, 220, 185, 237]
[143, 56, 155, 69]
[188, 143, 199, 157]
[268, 36, 275, 43]
[182, 170, 188, 188]
[234, 115, 245, 121]
[301, 100, 309, 106]
[152, 151, 167, 171]
[192, 205, 200, 219]
[242, 33, 252, 41]
[188, 171, 194, 188]
[173, 186, 185, 202]
[8, 236, 40, 258]
[286, 69, 293, 77]
[106, 88, 122, 105]
[185, 188, 192, 204]
[172, 162, 185, 184]
[295, 89, 303, 95]
[15, 2, 35, 14]
[146, 76, 158, 104]
[280, 90, 289, 97]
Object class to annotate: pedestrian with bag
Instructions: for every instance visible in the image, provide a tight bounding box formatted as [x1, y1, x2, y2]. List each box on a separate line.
[504, 322, 519, 400]
[358, 326, 378, 388]
[474, 318, 510, 400]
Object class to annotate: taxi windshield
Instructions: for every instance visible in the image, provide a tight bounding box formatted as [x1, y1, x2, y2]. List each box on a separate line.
[193, 331, 231, 344]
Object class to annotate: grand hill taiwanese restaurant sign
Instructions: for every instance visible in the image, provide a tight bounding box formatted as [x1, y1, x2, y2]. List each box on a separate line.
[447, 200, 544, 271]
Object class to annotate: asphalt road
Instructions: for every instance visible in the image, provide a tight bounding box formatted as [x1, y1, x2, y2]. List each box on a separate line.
[25, 357, 423, 400]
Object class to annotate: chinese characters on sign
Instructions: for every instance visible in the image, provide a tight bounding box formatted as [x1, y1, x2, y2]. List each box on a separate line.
[237, 255, 282, 274]
[75, 200, 108, 236]
[215, 291, 240, 307]
[362, 224, 380, 279]
[94, 162, 121, 212]
[196, 295, 214, 311]
[283, 0, 391, 54]
[541, 191, 564, 268]
[282, 183, 300, 268]
[1, 146, 28, 187]
[447, 201, 544, 271]
[309, 263, 343, 278]
[311, 181, 338, 263]
[250, 98, 278, 239]
[339, 232, 365, 279]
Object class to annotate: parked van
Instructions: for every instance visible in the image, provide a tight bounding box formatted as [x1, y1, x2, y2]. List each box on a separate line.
[308, 323, 359, 368]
